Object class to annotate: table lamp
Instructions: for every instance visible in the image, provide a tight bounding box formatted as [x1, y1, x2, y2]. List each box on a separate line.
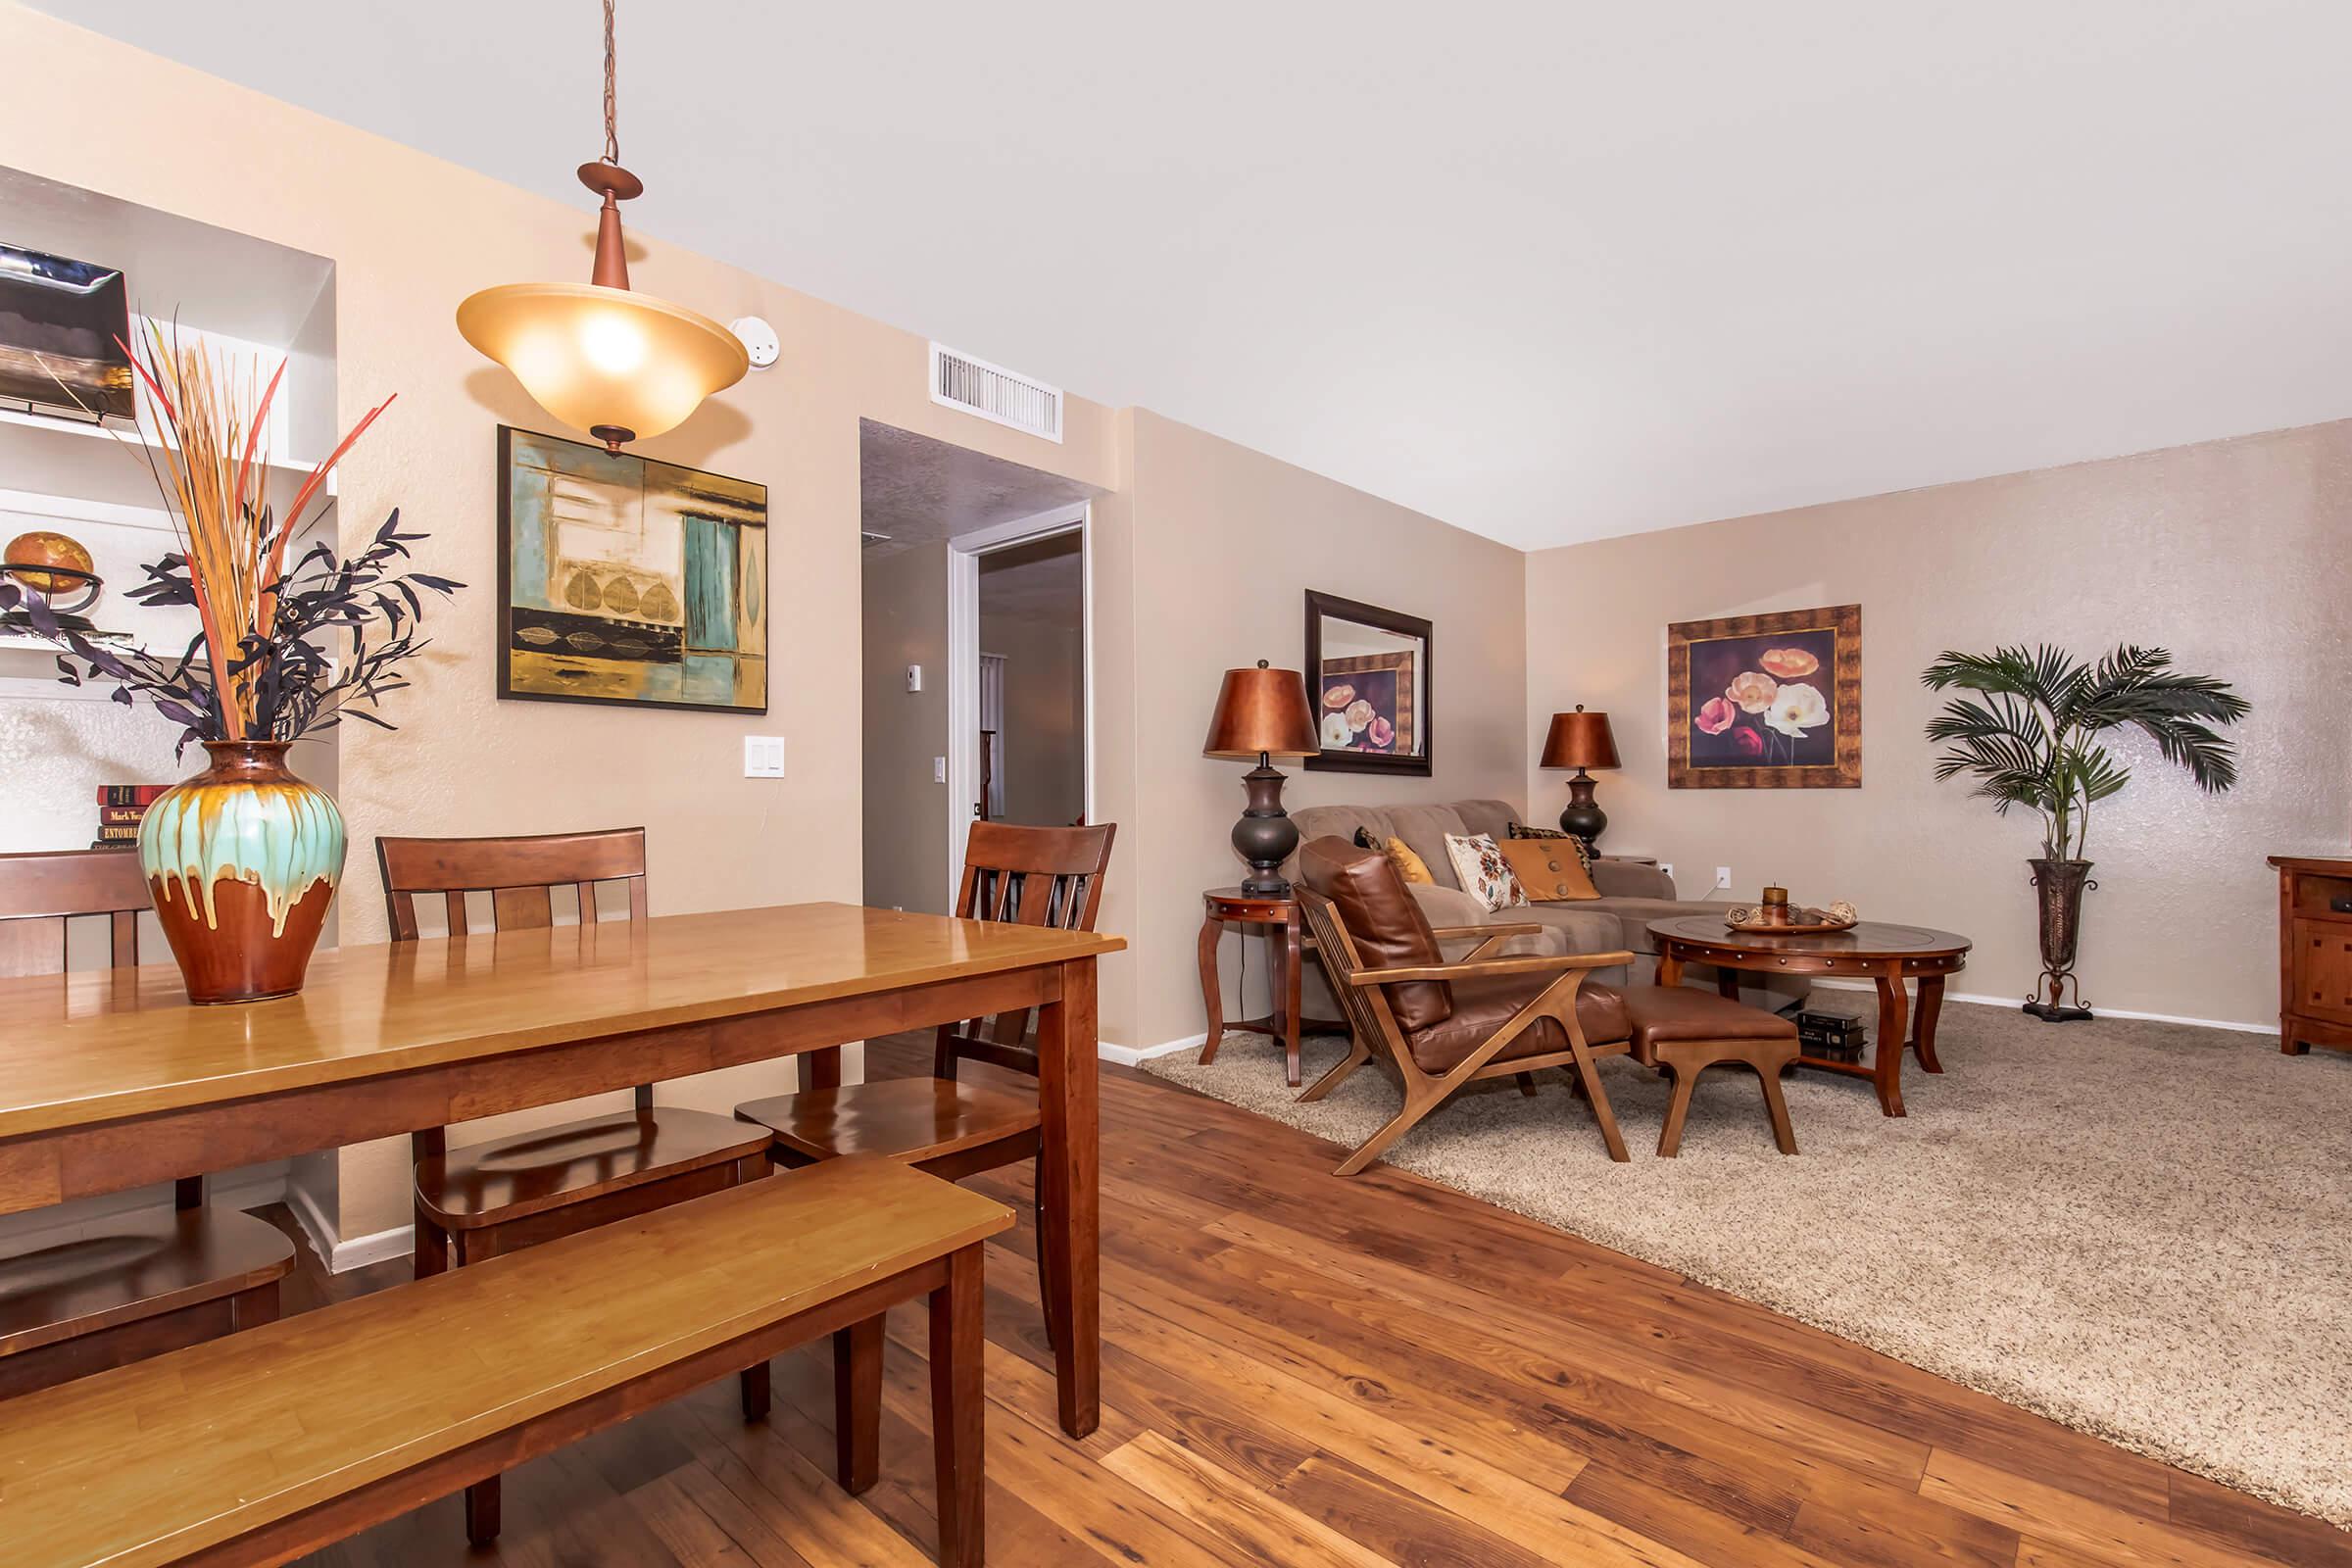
[1203, 660, 1321, 897]
[1542, 705, 1621, 846]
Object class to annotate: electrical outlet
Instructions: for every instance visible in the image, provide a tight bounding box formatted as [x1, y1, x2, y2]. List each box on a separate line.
[932, 756, 947, 783]
[906, 663, 924, 693]
[1715, 865, 1732, 890]
[742, 736, 785, 778]
[1657, 861, 1675, 882]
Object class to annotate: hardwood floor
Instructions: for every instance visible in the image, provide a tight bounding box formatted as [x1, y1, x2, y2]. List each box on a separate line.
[284, 1031, 2345, 1568]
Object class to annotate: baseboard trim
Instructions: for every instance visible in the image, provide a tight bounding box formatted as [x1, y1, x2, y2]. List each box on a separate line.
[1102, 1032, 1206, 1066]
[282, 1177, 416, 1275]
[1808, 979, 2274, 1036]
[328, 1221, 418, 1274]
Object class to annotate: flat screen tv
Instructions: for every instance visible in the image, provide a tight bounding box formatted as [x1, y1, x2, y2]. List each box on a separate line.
[0, 242, 133, 421]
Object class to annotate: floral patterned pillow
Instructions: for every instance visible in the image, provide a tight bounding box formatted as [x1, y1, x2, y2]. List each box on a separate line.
[1443, 832, 1528, 912]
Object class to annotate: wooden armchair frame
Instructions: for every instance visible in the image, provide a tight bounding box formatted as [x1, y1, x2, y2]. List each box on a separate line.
[1296, 892, 1636, 1173]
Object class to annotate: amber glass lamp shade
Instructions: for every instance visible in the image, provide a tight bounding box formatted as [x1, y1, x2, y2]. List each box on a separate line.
[1203, 662, 1320, 760]
[457, 281, 747, 450]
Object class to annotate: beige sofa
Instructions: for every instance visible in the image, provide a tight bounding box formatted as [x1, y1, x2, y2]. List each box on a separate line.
[1284, 798, 1800, 1008]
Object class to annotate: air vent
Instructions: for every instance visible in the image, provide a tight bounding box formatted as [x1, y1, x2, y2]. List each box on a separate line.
[929, 342, 1061, 443]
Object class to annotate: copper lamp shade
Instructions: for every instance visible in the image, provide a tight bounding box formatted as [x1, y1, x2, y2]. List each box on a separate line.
[1542, 705, 1619, 844]
[1541, 707, 1620, 771]
[1203, 662, 1320, 760]
[1205, 661, 1319, 897]
[455, 1, 748, 452]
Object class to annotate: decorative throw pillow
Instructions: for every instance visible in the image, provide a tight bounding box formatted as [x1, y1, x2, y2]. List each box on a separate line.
[1384, 836, 1434, 885]
[1443, 832, 1527, 912]
[1497, 837, 1599, 902]
[1350, 827, 1431, 884]
[1508, 821, 1594, 873]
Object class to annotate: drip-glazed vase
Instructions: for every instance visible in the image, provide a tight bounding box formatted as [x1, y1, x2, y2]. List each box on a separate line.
[137, 739, 346, 1004]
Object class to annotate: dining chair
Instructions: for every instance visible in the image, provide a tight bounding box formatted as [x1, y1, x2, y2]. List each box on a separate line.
[0, 848, 295, 1400]
[732, 820, 1115, 1364]
[374, 826, 775, 1544]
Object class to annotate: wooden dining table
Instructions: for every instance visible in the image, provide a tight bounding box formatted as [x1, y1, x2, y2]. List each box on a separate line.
[0, 901, 1122, 1439]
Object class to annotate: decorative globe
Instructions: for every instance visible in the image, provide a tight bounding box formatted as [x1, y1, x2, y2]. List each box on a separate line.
[4, 530, 95, 595]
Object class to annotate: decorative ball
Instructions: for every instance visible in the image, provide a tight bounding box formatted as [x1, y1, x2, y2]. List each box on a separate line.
[4, 530, 95, 595]
[1828, 900, 1857, 924]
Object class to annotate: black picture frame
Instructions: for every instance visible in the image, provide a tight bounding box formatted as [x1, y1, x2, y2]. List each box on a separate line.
[1302, 590, 1433, 776]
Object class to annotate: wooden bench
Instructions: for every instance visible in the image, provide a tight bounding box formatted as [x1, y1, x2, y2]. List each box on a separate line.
[0, 1156, 1009, 1568]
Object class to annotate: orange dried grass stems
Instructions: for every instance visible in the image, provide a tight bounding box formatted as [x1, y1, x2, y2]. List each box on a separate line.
[121, 322, 392, 739]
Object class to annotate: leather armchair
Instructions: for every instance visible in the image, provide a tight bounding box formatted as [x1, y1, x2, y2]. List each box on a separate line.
[1296, 837, 1638, 1171]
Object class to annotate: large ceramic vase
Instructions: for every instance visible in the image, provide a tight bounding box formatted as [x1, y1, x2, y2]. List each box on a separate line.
[137, 740, 346, 1004]
[2024, 856, 2096, 1022]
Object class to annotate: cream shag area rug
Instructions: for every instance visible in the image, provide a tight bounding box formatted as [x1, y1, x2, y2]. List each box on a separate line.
[1144, 1004, 2352, 1527]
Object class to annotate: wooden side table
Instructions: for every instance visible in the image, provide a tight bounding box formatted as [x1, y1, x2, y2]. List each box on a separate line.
[1197, 887, 1344, 1087]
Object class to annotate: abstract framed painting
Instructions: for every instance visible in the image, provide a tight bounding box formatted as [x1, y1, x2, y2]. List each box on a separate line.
[496, 426, 768, 713]
[1667, 603, 1860, 788]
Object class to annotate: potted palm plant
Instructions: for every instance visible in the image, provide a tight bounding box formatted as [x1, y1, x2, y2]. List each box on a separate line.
[1921, 646, 2248, 1020]
[0, 325, 459, 1003]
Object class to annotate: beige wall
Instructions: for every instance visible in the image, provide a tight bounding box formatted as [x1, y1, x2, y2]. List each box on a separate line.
[1525, 421, 2352, 1028]
[860, 543, 952, 914]
[0, 5, 1120, 1241]
[1127, 411, 1531, 1047]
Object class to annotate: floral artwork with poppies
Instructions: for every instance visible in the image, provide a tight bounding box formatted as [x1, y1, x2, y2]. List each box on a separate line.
[1686, 627, 1839, 768]
[1317, 661, 1411, 755]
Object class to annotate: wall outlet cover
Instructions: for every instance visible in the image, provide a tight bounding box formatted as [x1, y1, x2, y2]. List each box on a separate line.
[906, 663, 923, 692]
[1715, 865, 1733, 889]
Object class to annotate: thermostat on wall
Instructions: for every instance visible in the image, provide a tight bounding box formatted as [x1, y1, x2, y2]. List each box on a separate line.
[730, 316, 779, 369]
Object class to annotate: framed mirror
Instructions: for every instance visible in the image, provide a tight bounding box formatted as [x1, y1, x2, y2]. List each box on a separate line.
[1303, 590, 1432, 775]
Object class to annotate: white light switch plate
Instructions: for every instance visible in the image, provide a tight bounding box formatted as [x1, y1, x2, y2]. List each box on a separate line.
[743, 736, 785, 778]
[933, 757, 947, 783]
[906, 663, 924, 693]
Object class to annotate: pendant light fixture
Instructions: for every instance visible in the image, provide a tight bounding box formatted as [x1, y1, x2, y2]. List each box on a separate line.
[457, 0, 748, 451]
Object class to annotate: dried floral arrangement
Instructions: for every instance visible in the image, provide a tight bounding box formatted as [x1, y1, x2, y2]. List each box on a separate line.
[0, 323, 461, 755]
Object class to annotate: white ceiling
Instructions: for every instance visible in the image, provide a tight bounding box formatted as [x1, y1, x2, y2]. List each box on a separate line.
[41, 1, 2352, 549]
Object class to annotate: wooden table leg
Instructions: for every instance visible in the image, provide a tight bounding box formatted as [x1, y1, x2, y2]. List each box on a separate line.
[803, 1045, 844, 1092]
[929, 1246, 985, 1568]
[1913, 973, 1946, 1072]
[1196, 913, 1225, 1065]
[1281, 915, 1304, 1089]
[1714, 967, 1740, 1000]
[833, 1316, 882, 1493]
[1038, 956, 1100, 1438]
[1871, 970, 1909, 1117]
[1656, 946, 1684, 988]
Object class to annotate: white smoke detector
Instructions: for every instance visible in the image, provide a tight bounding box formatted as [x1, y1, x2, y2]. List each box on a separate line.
[730, 316, 780, 369]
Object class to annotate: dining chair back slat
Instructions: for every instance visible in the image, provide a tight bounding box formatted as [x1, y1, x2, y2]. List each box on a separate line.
[936, 822, 1116, 1080]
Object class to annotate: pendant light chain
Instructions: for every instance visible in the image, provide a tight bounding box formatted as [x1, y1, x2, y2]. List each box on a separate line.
[601, 0, 620, 167]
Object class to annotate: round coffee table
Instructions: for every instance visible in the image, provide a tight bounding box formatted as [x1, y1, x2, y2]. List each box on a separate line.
[1647, 916, 1972, 1117]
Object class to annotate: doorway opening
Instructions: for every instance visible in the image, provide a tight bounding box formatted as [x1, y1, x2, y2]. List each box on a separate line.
[858, 419, 1095, 914]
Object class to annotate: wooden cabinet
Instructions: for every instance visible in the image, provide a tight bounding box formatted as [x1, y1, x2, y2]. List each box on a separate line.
[2269, 857, 2352, 1055]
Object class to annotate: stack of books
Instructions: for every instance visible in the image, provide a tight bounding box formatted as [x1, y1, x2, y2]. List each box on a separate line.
[92, 783, 169, 850]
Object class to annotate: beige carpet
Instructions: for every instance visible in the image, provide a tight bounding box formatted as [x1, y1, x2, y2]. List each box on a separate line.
[1143, 1003, 2352, 1528]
